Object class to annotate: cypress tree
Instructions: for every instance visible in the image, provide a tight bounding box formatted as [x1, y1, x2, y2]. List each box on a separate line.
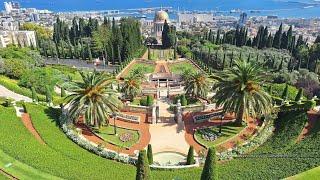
[222, 53, 226, 70]
[45, 86, 52, 105]
[273, 23, 283, 49]
[201, 147, 217, 180]
[186, 146, 195, 165]
[281, 84, 289, 101]
[215, 29, 220, 45]
[147, 144, 153, 165]
[135, 150, 151, 180]
[147, 47, 151, 60]
[31, 86, 38, 102]
[61, 87, 66, 97]
[295, 88, 303, 102]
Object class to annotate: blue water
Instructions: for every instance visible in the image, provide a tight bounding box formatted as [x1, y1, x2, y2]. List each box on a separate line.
[1, 0, 320, 18]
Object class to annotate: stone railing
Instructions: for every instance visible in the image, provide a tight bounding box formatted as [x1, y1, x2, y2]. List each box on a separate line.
[193, 111, 224, 123]
[116, 112, 140, 124]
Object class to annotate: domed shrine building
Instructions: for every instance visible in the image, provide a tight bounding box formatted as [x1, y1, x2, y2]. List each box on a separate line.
[153, 10, 170, 37]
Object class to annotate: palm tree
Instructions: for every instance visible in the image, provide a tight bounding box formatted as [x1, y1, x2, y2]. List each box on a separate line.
[121, 75, 142, 101]
[212, 60, 272, 126]
[65, 71, 122, 128]
[184, 72, 209, 99]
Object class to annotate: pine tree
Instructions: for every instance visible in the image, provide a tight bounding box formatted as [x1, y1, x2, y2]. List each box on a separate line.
[186, 146, 195, 165]
[135, 150, 151, 180]
[147, 144, 153, 165]
[201, 147, 217, 180]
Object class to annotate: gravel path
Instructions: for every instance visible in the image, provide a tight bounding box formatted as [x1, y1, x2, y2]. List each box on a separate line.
[0, 85, 32, 102]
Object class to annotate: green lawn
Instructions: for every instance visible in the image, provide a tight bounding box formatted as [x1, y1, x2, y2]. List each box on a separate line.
[169, 61, 198, 74]
[95, 125, 140, 148]
[194, 123, 245, 147]
[126, 63, 155, 77]
[0, 149, 60, 180]
[288, 166, 320, 179]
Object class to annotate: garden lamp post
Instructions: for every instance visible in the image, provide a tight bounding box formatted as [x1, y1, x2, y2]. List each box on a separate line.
[113, 112, 117, 136]
[219, 115, 224, 133]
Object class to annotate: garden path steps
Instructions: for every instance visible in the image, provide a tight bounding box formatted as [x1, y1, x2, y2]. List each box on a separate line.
[148, 98, 190, 155]
[21, 113, 46, 145]
[297, 110, 320, 142]
[184, 110, 258, 154]
[76, 112, 150, 156]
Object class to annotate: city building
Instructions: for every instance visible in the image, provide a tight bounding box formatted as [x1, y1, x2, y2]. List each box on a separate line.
[3, 1, 20, 14]
[0, 30, 37, 48]
[177, 13, 213, 24]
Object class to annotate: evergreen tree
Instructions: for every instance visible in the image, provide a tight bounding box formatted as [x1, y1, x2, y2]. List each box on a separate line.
[186, 146, 195, 165]
[135, 150, 151, 180]
[162, 20, 171, 48]
[147, 144, 153, 165]
[315, 35, 320, 44]
[148, 46, 151, 60]
[201, 147, 217, 180]
[295, 88, 303, 102]
[31, 86, 38, 102]
[266, 34, 273, 48]
[215, 29, 221, 45]
[281, 84, 289, 101]
[273, 23, 283, 49]
[45, 86, 52, 105]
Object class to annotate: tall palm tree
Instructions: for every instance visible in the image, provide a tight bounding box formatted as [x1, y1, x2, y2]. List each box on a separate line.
[184, 72, 209, 99]
[65, 71, 122, 128]
[121, 75, 142, 101]
[212, 60, 272, 126]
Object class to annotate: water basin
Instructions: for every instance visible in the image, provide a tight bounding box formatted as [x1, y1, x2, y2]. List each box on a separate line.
[153, 152, 186, 166]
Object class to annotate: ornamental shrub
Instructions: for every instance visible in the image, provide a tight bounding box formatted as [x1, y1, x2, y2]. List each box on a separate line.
[186, 146, 195, 165]
[136, 150, 151, 180]
[201, 147, 217, 180]
[146, 95, 154, 106]
[147, 144, 153, 164]
[180, 94, 188, 106]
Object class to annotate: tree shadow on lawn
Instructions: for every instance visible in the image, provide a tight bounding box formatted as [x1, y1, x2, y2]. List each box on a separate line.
[44, 107, 62, 127]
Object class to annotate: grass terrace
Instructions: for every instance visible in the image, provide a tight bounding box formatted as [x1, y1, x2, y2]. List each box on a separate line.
[125, 62, 155, 78]
[169, 61, 199, 75]
[194, 122, 245, 147]
[94, 125, 140, 148]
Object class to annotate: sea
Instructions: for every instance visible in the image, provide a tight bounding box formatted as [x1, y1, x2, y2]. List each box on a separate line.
[1, 0, 320, 18]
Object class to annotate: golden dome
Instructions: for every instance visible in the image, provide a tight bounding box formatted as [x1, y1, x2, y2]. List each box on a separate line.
[154, 10, 169, 23]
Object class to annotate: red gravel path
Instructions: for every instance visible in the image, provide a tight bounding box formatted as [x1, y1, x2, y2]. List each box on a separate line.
[21, 113, 45, 145]
[76, 112, 150, 156]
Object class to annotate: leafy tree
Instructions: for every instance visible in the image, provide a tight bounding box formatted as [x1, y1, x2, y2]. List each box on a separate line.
[213, 60, 273, 125]
[65, 71, 122, 128]
[147, 144, 153, 164]
[136, 150, 151, 180]
[201, 147, 217, 180]
[186, 146, 195, 165]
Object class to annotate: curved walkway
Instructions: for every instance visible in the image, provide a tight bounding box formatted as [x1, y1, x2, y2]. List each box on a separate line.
[184, 110, 258, 153]
[21, 113, 46, 145]
[0, 85, 31, 102]
[76, 112, 150, 156]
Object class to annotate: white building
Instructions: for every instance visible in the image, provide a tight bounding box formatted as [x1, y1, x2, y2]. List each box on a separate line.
[0, 31, 37, 48]
[0, 16, 19, 30]
[178, 13, 213, 24]
[3, 1, 20, 14]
